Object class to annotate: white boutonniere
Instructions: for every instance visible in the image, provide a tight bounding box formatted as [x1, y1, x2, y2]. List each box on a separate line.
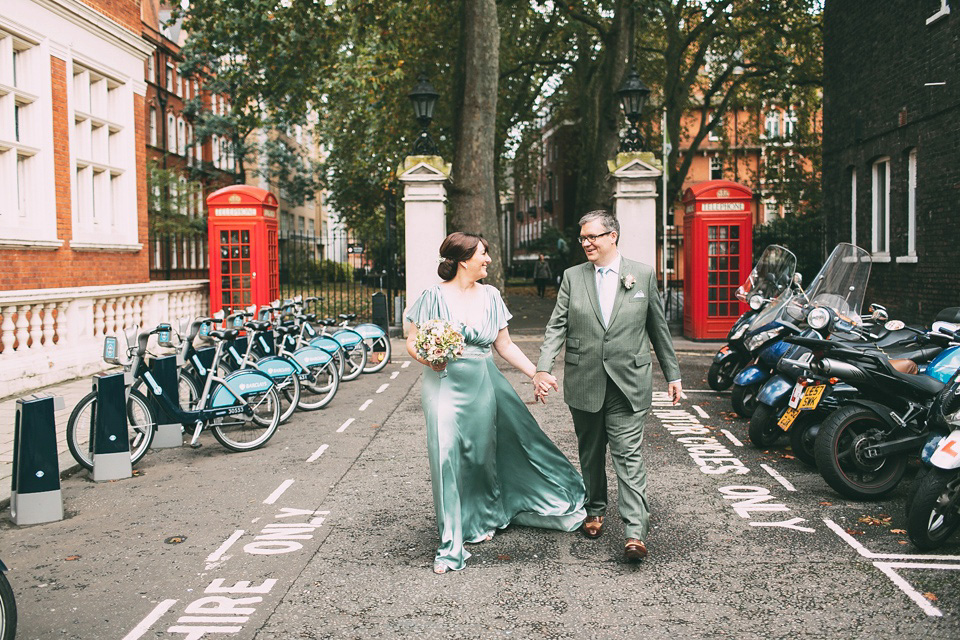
[622, 274, 636, 290]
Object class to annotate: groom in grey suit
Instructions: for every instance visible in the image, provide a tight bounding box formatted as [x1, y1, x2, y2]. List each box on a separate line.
[534, 210, 682, 561]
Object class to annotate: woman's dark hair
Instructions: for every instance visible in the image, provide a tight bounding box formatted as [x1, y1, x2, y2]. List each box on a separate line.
[438, 232, 488, 281]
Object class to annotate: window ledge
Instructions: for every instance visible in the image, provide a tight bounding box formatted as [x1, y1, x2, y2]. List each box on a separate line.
[895, 255, 918, 264]
[0, 238, 64, 250]
[871, 253, 892, 263]
[69, 241, 144, 253]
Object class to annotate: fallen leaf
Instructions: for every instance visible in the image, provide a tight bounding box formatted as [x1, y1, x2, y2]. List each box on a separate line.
[65, 555, 81, 561]
[819, 501, 833, 506]
[858, 516, 893, 527]
[497, 554, 511, 561]
[371, 424, 380, 429]
[898, 540, 908, 545]
[845, 528, 865, 536]
[780, 454, 796, 460]
[923, 592, 938, 602]
[890, 529, 907, 534]
[164, 536, 187, 544]
[132, 470, 144, 477]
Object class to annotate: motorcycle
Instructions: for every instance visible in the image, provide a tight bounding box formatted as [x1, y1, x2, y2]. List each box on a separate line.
[907, 368, 960, 550]
[790, 309, 960, 499]
[0, 558, 16, 640]
[708, 244, 797, 392]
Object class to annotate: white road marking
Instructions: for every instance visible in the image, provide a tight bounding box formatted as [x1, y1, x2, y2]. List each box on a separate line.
[178, 616, 250, 624]
[307, 444, 329, 462]
[376, 383, 389, 394]
[337, 418, 355, 433]
[874, 562, 949, 617]
[359, 399, 373, 411]
[760, 463, 796, 492]
[682, 389, 723, 393]
[390, 371, 399, 379]
[263, 479, 295, 504]
[720, 429, 744, 447]
[206, 530, 245, 564]
[824, 519, 960, 561]
[122, 599, 178, 640]
[692, 405, 710, 419]
[402, 361, 410, 369]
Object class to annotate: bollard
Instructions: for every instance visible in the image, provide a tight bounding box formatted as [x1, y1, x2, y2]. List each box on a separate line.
[92, 372, 133, 482]
[149, 355, 183, 448]
[372, 292, 388, 333]
[10, 394, 65, 525]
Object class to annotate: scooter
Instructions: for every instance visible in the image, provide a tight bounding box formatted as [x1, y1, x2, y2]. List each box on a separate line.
[907, 368, 960, 550]
[708, 244, 797, 392]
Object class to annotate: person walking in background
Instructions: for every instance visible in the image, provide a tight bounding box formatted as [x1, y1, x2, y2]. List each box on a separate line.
[533, 253, 553, 298]
[533, 210, 683, 563]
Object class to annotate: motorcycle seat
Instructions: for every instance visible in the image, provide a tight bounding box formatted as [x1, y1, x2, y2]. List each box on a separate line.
[889, 359, 919, 375]
[888, 369, 944, 397]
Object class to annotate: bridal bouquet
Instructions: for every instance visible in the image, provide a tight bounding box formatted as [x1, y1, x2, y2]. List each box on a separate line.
[414, 319, 465, 372]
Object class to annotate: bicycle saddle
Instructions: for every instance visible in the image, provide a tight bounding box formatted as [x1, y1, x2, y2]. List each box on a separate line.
[339, 313, 357, 321]
[244, 320, 272, 331]
[275, 325, 297, 335]
[322, 318, 337, 326]
[209, 328, 239, 341]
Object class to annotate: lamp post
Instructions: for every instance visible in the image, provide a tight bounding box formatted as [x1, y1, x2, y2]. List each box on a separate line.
[408, 73, 439, 155]
[616, 69, 651, 152]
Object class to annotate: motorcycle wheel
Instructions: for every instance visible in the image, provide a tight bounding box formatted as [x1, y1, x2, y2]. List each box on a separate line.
[748, 403, 782, 448]
[788, 414, 819, 468]
[732, 381, 763, 418]
[708, 357, 740, 392]
[815, 405, 907, 500]
[906, 468, 960, 551]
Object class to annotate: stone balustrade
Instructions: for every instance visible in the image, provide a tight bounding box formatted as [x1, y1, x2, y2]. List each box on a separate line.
[0, 280, 209, 398]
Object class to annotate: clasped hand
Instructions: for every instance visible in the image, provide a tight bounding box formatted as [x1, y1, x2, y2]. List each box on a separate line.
[532, 371, 559, 404]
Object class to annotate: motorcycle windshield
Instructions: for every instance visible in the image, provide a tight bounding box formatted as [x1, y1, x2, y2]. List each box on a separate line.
[748, 288, 799, 331]
[736, 245, 797, 302]
[805, 243, 872, 319]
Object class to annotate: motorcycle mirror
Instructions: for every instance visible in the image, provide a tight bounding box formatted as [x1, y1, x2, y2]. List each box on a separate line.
[749, 294, 764, 311]
[793, 272, 803, 286]
[872, 307, 889, 323]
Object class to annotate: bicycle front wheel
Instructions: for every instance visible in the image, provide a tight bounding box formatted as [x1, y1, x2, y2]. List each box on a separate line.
[209, 386, 281, 451]
[66, 389, 156, 471]
[362, 335, 391, 374]
[298, 360, 340, 410]
[275, 372, 301, 423]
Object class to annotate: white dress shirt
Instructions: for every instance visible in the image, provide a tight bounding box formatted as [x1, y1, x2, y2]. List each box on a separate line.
[594, 255, 621, 328]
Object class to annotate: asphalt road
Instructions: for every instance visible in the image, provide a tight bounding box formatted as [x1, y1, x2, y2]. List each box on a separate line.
[2, 335, 958, 639]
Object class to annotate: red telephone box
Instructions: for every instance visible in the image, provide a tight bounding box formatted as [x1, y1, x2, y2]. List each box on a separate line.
[207, 185, 280, 313]
[682, 180, 753, 340]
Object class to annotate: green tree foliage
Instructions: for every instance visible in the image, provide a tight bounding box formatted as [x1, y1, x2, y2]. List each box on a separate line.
[148, 161, 205, 237]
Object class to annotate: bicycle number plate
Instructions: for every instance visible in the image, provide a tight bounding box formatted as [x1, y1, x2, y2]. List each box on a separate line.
[788, 383, 804, 409]
[798, 384, 825, 410]
[103, 336, 119, 363]
[778, 407, 801, 431]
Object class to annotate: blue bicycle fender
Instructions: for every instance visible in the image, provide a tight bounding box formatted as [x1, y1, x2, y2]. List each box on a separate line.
[757, 374, 793, 407]
[332, 329, 363, 349]
[734, 365, 769, 387]
[352, 323, 386, 340]
[293, 346, 333, 369]
[212, 369, 275, 408]
[309, 336, 342, 355]
[255, 356, 297, 379]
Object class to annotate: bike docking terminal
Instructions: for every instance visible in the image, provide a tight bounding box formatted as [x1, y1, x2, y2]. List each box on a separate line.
[149, 354, 184, 449]
[10, 393, 65, 525]
[91, 372, 133, 482]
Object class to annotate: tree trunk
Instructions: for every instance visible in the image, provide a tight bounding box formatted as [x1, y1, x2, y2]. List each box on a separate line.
[450, 0, 504, 289]
[572, 1, 633, 218]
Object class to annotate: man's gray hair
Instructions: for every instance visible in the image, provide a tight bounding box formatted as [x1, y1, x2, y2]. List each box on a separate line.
[578, 210, 620, 242]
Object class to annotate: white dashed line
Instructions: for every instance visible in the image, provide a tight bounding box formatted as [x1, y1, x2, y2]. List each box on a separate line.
[337, 418, 355, 433]
[307, 444, 329, 462]
[123, 599, 178, 640]
[874, 562, 947, 617]
[720, 429, 744, 447]
[206, 530, 245, 564]
[760, 463, 796, 492]
[263, 479, 295, 504]
[692, 405, 709, 419]
[376, 383, 389, 394]
[402, 361, 410, 369]
[390, 371, 399, 379]
[359, 399, 373, 411]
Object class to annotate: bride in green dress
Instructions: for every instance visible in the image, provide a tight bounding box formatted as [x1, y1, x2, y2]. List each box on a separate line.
[405, 232, 586, 574]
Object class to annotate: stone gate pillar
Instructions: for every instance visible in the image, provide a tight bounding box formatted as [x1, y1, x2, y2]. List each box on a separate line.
[396, 155, 452, 335]
[609, 152, 663, 267]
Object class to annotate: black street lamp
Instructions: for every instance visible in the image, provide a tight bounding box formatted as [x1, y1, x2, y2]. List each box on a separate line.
[408, 73, 439, 155]
[616, 69, 651, 152]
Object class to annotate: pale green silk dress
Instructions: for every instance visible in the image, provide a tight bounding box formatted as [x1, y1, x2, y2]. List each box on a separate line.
[406, 284, 586, 571]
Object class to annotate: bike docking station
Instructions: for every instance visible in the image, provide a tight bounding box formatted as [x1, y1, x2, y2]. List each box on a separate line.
[10, 393, 65, 525]
[148, 354, 183, 449]
[91, 372, 133, 482]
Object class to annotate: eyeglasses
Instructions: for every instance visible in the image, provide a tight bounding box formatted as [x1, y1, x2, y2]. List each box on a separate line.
[577, 231, 614, 245]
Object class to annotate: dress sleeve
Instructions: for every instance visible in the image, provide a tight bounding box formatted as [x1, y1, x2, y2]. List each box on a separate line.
[489, 286, 513, 330]
[404, 287, 440, 326]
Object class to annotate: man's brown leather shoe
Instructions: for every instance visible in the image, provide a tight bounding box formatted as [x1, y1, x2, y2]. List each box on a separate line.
[624, 538, 648, 561]
[582, 516, 603, 539]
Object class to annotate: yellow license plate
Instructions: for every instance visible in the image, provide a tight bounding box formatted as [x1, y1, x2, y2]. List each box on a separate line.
[798, 384, 826, 410]
[778, 407, 801, 431]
